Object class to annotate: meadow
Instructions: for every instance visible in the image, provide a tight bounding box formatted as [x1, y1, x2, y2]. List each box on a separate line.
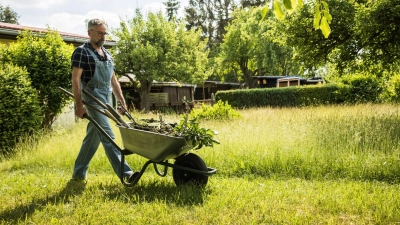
[1, 104, 400, 224]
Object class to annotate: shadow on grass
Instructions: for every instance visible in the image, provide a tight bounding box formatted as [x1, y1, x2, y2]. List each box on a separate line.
[97, 180, 212, 206]
[0, 179, 86, 223]
[0, 179, 211, 223]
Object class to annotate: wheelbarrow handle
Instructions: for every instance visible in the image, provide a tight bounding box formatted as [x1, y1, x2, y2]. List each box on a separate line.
[118, 102, 137, 124]
[58, 87, 123, 126]
[82, 89, 130, 128]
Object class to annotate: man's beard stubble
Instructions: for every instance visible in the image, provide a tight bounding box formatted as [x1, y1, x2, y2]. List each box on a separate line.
[94, 39, 105, 47]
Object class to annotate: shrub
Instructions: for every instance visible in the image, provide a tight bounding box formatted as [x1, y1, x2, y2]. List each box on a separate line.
[5, 29, 74, 129]
[189, 100, 242, 120]
[340, 72, 383, 103]
[0, 63, 42, 153]
[381, 73, 400, 102]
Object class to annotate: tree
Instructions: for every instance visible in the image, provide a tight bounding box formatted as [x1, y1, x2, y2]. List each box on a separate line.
[214, 0, 237, 46]
[113, 11, 210, 111]
[354, 0, 400, 67]
[261, 0, 332, 38]
[163, 0, 180, 21]
[274, 0, 400, 76]
[217, 7, 300, 88]
[185, 0, 215, 46]
[241, 0, 264, 8]
[185, 0, 237, 49]
[4, 30, 74, 129]
[0, 4, 19, 24]
[273, 0, 357, 74]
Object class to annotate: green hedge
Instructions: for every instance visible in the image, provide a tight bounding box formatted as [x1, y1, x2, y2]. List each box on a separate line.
[0, 63, 42, 152]
[340, 73, 383, 103]
[215, 84, 348, 108]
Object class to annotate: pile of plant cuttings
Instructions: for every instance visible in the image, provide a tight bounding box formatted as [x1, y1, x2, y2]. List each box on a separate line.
[128, 114, 220, 150]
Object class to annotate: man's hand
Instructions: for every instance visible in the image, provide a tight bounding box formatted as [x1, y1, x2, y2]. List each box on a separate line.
[117, 100, 128, 115]
[75, 105, 87, 119]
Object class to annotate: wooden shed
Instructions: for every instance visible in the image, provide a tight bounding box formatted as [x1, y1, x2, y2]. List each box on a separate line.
[150, 82, 195, 111]
[194, 81, 243, 100]
[118, 75, 196, 112]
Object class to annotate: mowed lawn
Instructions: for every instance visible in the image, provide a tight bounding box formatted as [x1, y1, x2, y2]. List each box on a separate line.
[1, 104, 400, 224]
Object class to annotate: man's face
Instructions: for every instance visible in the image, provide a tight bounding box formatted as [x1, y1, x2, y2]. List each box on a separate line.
[88, 24, 108, 47]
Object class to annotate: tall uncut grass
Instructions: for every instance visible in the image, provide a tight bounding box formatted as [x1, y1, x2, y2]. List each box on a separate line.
[1, 104, 400, 224]
[208, 103, 400, 182]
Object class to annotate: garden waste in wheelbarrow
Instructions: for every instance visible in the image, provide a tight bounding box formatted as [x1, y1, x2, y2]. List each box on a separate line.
[58, 87, 217, 187]
[118, 124, 194, 162]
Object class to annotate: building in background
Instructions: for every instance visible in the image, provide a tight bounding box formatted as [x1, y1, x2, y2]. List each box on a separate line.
[0, 21, 116, 48]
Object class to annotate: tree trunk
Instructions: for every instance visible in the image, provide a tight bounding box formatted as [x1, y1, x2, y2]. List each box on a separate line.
[139, 80, 152, 112]
[239, 60, 255, 88]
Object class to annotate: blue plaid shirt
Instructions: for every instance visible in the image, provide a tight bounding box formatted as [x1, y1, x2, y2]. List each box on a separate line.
[71, 41, 114, 83]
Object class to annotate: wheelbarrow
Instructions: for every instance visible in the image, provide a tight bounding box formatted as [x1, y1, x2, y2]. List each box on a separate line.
[58, 87, 217, 187]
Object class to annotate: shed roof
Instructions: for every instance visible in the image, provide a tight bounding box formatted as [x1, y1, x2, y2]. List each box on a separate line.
[151, 82, 196, 88]
[0, 22, 116, 48]
[118, 74, 196, 87]
[204, 80, 244, 86]
[252, 76, 302, 79]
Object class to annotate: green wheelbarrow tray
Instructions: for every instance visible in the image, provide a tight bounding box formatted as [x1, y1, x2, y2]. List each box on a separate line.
[117, 123, 193, 162]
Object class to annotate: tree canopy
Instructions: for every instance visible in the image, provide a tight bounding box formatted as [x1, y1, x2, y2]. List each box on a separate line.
[163, 0, 180, 21]
[354, 0, 400, 66]
[272, 0, 400, 75]
[113, 11, 210, 111]
[0, 4, 19, 24]
[217, 7, 300, 87]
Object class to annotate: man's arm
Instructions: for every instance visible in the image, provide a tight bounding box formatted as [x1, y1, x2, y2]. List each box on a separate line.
[111, 72, 127, 114]
[72, 66, 87, 118]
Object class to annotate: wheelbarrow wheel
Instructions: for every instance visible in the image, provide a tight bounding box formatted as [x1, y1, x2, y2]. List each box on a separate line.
[172, 153, 208, 187]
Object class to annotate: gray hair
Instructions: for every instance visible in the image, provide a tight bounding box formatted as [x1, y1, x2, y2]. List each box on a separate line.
[87, 18, 107, 30]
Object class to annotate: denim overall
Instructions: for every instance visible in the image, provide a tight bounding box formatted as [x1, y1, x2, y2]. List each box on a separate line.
[72, 47, 133, 180]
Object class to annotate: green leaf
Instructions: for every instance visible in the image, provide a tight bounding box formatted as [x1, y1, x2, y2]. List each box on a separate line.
[260, 6, 269, 22]
[291, 0, 297, 9]
[320, 16, 331, 38]
[298, 0, 303, 8]
[313, 5, 321, 29]
[321, 1, 329, 12]
[283, 0, 292, 10]
[273, 1, 285, 20]
[287, 0, 297, 14]
[324, 11, 332, 23]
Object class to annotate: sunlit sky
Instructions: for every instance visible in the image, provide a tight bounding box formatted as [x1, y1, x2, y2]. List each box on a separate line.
[1, 0, 188, 36]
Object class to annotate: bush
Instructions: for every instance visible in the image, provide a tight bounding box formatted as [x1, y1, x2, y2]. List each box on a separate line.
[215, 84, 344, 108]
[190, 100, 241, 120]
[381, 73, 400, 102]
[5, 29, 74, 129]
[340, 73, 383, 103]
[0, 63, 42, 152]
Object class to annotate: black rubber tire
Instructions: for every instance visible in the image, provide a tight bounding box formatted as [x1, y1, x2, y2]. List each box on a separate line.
[172, 153, 208, 187]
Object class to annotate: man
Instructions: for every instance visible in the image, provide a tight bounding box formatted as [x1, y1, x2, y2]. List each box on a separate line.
[71, 18, 137, 182]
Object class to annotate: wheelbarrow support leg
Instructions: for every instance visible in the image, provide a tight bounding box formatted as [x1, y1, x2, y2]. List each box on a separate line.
[120, 155, 152, 187]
